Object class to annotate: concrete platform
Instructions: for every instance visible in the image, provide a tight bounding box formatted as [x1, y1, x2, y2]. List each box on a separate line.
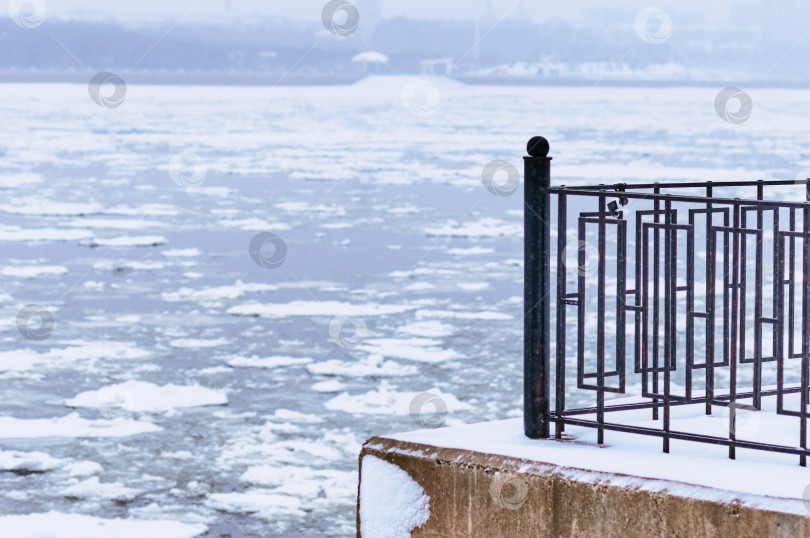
[357, 417, 810, 537]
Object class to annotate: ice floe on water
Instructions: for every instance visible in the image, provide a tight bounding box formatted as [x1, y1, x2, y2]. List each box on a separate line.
[162, 248, 202, 257]
[228, 300, 416, 318]
[268, 409, 323, 424]
[86, 235, 167, 247]
[311, 380, 347, 392]
[426, 217, 522, 237]
[0, 413, 159, 438]
[416, 308, 513, 320]
[228, 356, 312, 368]
[447, 246, 495, 256]
[161, 281, 277, 305]
[218, 217, 292, 231]
[0, 200, 103, 216]
[0, 265, 68, 278]
[325, 381, 473, 415]
[397, 320, 455, 338]
[62, 476, 141, 502]
[209, 419, 361, 527]
[358, 338, 461, 363]
[206, 491, 303, 520]
[0, 512, 207, 538]
[457, 282, 489, 291]
[0, 342, 151, 378]
[169, 338, 230, 349]
[64, 218, 162, 230]
[0, 172, 42, 187]
[65, 380, 228, 413]
[0, 225, 93, 242]
[0, 450, 64, 473]
[276, 202, 346, 217]
[307, 354, 418, 377]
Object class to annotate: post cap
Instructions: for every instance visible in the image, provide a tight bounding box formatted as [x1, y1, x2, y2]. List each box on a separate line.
[527, 136, 550, 157]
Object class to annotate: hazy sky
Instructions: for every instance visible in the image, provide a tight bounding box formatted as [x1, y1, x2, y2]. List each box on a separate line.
[23, 0, 737, 23]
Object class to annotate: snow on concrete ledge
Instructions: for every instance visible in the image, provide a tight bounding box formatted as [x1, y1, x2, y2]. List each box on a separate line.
[381, 417, 810, 517]
[359, 455, 430, 538]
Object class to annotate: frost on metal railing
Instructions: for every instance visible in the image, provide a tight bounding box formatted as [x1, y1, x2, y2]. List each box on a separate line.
[523, 136, 810, 466]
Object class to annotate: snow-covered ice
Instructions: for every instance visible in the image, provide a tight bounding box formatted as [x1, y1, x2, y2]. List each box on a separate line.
[0, 511, 207, 538]
[229, 356, 313, 368]
[0, 413, 159, 438]
[65, 380, 228, 412]
[0, 265, 68, 278]
[325, 381, 473, 415]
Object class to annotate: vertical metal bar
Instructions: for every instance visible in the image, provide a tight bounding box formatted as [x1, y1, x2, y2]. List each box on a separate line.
[686, 210, 695, 401]
[642, 216, 650, 401]
[597, 195, 607, 445]
[777, 230, 785, 414]
[636, 209, 643, 376]
[754, 185, 764, 408]
[555, 193, 567, 438]
[773, 209, 780, 380]
[523, 138, 552, 439]
[790, 209, 796, 359]
[617, 219, 627, 394]
[724, 212, 731, 372]
[578, 218, 586, 387]
[729, 201, 740, 460]
[663, 198, 673, 453]
[653, 186, 661, 420]
[740, 211, 748, 372]
[706, 185, 714, 414]
[801, 207, 809, 466]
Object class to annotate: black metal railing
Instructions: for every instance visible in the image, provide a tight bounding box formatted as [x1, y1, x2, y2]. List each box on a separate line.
[523, 135, 810, 466]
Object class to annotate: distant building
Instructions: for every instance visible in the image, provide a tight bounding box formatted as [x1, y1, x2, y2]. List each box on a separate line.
[420, 58, 455, 76]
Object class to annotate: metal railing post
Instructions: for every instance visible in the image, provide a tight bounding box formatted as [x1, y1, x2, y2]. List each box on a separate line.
[524, 136, 552, 439]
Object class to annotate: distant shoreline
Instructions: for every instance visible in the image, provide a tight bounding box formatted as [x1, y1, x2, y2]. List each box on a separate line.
[0, 72, 808, 88]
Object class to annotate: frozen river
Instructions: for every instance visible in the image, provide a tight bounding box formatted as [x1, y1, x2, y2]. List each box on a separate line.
[1, 78, 809, 536]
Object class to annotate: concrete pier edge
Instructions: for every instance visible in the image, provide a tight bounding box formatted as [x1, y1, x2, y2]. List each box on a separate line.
[358, 434, 810, 537]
